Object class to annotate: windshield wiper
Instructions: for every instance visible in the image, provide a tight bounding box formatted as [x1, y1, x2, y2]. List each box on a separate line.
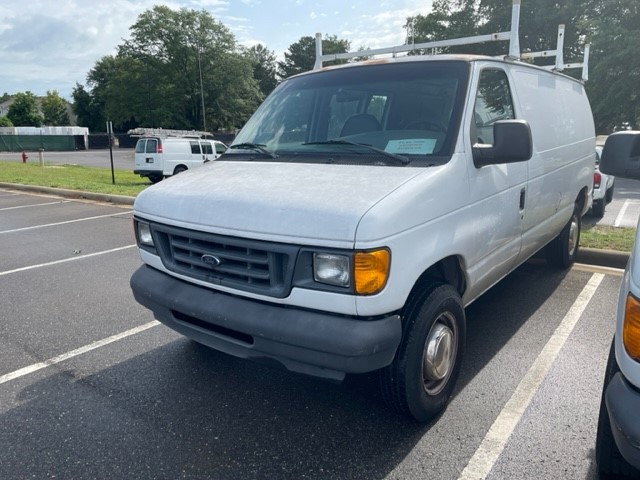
[303, 140, 409, 165]
[228, 143, 278, 158]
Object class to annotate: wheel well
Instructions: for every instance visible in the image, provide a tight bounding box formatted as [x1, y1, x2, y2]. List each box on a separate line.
[173, 164, 188, 175]
[408, 256, 466, 305]
[576, 186, 589, 216]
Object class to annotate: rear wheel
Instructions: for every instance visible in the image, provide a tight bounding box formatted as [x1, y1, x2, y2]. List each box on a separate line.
[596, 339, 639, 477]
[545, 208, 580, 269]
[380, 282, 466, 422]
[606, 183, 615, 203]
[148, 174, 163, 184]
[592, 198, 605, 218]
[174, 165, 187, 175]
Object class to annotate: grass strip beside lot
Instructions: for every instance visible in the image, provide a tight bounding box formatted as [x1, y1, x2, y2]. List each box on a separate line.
[581, 224, 635, 253]
[0, 162, 148, 197]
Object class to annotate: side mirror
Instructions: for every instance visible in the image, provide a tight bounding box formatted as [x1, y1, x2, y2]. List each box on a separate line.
[473, 119, 533, 168]
[600, 131, 640, 180]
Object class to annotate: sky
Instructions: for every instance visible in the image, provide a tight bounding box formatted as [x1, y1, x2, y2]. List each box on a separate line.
[0, 0, 433, 100]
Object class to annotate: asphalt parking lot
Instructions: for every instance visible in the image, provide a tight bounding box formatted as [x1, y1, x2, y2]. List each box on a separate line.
[0, 187, 629, 479]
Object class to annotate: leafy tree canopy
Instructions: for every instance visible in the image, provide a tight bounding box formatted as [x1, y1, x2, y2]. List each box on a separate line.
[245, 44, 278, 98]
[77, 6, 261, 132]
[42, 90, 70, 126]
[7, 91, 43, 127]
[278, 35, 350, 79]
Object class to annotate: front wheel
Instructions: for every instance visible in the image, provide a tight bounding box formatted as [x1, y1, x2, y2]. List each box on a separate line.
[545, 208, 581, 269]
[380, 282, 466, 422]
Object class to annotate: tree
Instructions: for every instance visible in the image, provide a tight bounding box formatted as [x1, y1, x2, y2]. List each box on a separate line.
[7, 91, 43, 127]
[42, 90, 70, 126]
[278, 35, 351, 79]
[0, 116, 13, 127]
[246, 44, 278, 98]
[114, 6, 261, 131]
[586, 0, 640, 132]
[72, 83, 106, 132]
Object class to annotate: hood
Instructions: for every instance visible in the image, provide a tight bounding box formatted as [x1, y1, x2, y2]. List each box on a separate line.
[134, 161, 422, 246]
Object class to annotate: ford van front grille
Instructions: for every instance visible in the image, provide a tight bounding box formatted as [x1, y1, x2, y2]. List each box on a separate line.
[151, 224, 297, 298]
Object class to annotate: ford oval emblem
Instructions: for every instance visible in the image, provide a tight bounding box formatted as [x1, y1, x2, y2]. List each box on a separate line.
[201, 254, 221, 268]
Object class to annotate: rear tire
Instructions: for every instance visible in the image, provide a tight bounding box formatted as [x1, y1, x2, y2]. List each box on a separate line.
[606, 184, 615, 203]
[174, 165, 187, 175]
[148, 174, 163, 184]
[596, 339, 639, 477]
[545, 208, 580, 269]
[592, 198, 605, 218]
[380, 282, 466, 422]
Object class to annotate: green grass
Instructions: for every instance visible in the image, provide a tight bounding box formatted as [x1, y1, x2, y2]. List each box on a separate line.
[581, 223, 636, 252]
[0, 161, 636, 252]
[0, 162, 149, 196]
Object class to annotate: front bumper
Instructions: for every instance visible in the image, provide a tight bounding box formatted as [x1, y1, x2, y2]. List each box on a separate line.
[130, 265, 402, 381]
[605, 371, 640, 470]
[133, 169, 161, 177]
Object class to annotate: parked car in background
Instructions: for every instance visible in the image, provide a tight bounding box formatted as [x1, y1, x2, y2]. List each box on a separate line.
[591, 145, 615, 217]
[132, 128, 228, 183]
[595, 131, 640, 478]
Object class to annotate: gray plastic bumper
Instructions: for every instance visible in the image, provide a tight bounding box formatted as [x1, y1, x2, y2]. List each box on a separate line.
[605, 371, 640, 470]
[130, 265, 402, 381]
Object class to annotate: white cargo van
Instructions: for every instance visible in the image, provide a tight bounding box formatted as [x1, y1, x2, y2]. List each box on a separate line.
[133, 133, 227, 183]
[130, 2, 595, 421]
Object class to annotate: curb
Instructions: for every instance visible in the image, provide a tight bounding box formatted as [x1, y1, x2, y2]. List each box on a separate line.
[577, 247, 629, 270]
[0, 182, 136, 206]
[0, 182, 631, 270]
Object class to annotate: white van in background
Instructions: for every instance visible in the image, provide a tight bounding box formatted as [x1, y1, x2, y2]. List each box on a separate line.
[133, 133, 227, 183]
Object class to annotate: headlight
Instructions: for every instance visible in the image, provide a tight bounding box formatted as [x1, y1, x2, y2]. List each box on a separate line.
[623, 293, 640, 361]
[136, 221, 155, 247]
[313, 253, 350, 287]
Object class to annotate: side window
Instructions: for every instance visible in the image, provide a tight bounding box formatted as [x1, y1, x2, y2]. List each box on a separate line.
[145, 139, 157, 154]
[215, 142, 227, 155]
[473, 69, 515, 145]
[201, 142, 213, 155]
[190, 141, 201, 154]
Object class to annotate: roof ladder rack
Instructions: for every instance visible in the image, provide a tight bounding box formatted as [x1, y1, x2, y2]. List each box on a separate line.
[521, 24, 590, 81]
[313, 0, 521, 70]
[313, 0, 589, 81]
[127, 127, 211, 138]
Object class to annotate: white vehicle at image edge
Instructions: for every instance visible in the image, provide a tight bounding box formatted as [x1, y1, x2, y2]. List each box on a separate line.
[591, 145, 615, 217]
[129, 2, 594, 422]
[595, 132, 640, 478]
[133, 135, 228, 183]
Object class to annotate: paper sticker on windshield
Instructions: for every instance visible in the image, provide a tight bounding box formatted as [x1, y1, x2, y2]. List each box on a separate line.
[385, 139, 436, 155]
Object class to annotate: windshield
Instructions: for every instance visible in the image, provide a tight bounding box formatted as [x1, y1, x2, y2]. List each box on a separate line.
[229, 60, 470, 166]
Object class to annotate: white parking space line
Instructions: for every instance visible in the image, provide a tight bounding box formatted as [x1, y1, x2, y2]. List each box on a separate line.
[458, 273, 604, 480]
[614, 199, 630, 227]
[0, 321, 160, 386]
[0, 210, 132, 234]
[0, 245, 136, 276]
[0, 200, 72, 211]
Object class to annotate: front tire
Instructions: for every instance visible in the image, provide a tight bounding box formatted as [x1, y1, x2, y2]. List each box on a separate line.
[380, 282, 466, 422]
[545, 208, 580, 269]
